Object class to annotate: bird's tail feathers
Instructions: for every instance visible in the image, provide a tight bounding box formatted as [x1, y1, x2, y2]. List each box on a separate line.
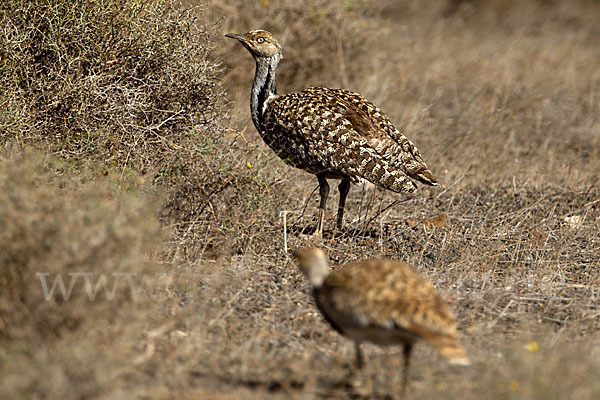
[412, 167, 439, 186]
[376, 168, 418, 193]
[358, 156, 418, 194]
[432, 337, 470, 366]
[404, 160, 439, 186]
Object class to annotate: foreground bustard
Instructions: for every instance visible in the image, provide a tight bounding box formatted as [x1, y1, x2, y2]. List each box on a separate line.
[294, 248, 469, 391]
[226, 30, 438, 237]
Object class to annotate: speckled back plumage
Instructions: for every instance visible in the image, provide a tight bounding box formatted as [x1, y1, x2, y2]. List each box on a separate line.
[316, 258, 458, 344]
[263, 87, 438, 193]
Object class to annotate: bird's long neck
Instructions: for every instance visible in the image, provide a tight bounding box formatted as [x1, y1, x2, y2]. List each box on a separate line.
[251, 54, 280, 132]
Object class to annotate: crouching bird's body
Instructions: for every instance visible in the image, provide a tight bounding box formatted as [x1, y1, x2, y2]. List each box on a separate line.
[226, 30, 438, 237]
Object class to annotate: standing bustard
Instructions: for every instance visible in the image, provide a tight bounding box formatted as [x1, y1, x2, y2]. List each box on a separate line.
[294, 248, 469, 392]
[226, 30, 438, 237]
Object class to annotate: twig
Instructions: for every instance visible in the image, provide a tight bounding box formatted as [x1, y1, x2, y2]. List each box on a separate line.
[293, 185, 318, 231]
[488, 299, 514, 329]
[358, 189, 384, 236]
[362, 195, 415, 229]
[280, 210, 288, 255]
[435, 173, 465, 201]
[335, 26, 349, 88]
[207, 285, 248, 328]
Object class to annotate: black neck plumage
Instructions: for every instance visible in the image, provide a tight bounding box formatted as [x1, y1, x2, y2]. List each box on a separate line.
[250, 54, 280, 132]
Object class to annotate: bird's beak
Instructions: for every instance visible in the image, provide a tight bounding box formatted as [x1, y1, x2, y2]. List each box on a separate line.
[225, 33, 247, 43]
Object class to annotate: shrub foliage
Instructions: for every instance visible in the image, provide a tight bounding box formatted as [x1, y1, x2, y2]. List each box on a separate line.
[0, 0, 221, 181]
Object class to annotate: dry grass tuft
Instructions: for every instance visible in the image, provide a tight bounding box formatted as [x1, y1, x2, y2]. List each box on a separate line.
[0, 151, 166, 398]
[0, 0, 221, 182]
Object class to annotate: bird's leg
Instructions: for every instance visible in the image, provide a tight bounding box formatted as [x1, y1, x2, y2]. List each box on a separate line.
[354, 341, 364, 370]
[401, 343, 414, 396]
[343, 341, 364, 389]
[336, 178, 351, 230]
[314, 173, 329, 238]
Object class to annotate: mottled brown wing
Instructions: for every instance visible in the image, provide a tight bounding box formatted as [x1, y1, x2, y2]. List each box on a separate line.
[313, 87, 438, 186]
[304, 87, 396, 138]
[265, 89, 429, 193]
[321, 259, 458, 339]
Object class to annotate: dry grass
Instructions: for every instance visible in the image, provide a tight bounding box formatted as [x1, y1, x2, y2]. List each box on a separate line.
[0, 151, 168, 399]
[0, 0, 221, 180]
[1, 0, 600, 398]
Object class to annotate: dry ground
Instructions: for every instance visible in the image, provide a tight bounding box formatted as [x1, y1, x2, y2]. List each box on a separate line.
[2, 0, 600, 399]
[181, 1, 600, 398]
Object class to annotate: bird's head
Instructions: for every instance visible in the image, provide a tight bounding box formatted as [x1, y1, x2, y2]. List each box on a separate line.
[225, 30, 282, 59]
[293, 247, 329, 288]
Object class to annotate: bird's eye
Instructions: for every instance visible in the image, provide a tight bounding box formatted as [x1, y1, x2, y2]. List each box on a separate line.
[257, 37, 265, 43]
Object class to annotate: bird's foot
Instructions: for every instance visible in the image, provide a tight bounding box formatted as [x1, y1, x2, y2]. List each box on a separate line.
[308, 209, 326, 241]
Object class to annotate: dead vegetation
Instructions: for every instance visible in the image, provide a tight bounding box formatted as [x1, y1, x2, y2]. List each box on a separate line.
[1, 0, 599, 398]
[0, 151, 166, 398]
[0, 0, 221, 179]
